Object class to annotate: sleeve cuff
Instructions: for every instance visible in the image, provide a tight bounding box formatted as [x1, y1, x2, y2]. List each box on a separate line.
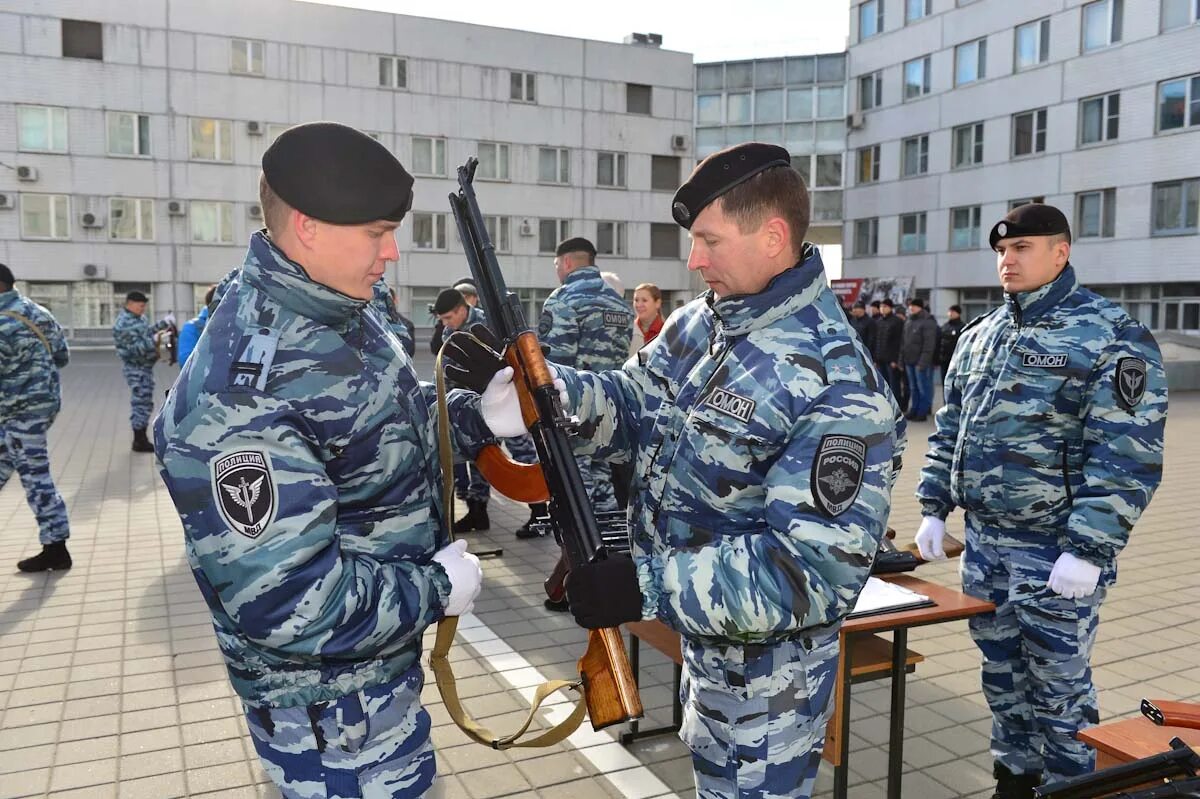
[635, 556, 661, 622]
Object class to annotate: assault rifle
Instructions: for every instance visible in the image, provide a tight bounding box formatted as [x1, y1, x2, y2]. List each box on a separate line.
[1035, 738, 1200, 799]
[446, 157, 643, 731]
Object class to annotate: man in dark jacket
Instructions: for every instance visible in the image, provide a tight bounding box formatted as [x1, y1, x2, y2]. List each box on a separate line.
[939, 304, 966, 389]
[871, 298, 905, 410]
[849, 300, 875, 353]
[901, 298, 939, 421]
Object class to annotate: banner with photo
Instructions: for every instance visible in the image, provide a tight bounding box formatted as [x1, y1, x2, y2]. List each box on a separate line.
[830, 276, 916, 307]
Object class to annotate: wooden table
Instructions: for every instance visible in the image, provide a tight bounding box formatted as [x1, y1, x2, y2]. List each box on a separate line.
[1079, 716, 1200, 770]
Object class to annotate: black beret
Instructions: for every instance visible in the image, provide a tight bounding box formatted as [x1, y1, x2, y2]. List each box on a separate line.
[126, 290, 148, 302]
[881, 298, 894, 307]
[988, 203, 1071, 251]
[671, 142, 792, 229]
[0, 262, 13, 287]
[433, 288, 466, 315]
[262, 122, 413, 225]
[908, 298, 925, 309]
[555, 237, 596, 257]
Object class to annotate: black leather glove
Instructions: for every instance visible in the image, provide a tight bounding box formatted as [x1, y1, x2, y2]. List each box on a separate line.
[566, 555, 643, 629]
[442, 323, 505, 394]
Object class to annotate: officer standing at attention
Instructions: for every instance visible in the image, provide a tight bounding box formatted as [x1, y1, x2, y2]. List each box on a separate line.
[0, 263, 73, 572]
[448, 143, 904, 799]
[154, 122, 490, 799]
[914, 204, 1167, 798]
[112, 290, 164, 452]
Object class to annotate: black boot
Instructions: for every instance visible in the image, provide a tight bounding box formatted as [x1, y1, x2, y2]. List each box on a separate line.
[18, 542, 72, 573]
[992, 763, 1041, 799]
[132, 427, 155, 453]
[516, 503, 549, 539]
[454, 500, 489, 533]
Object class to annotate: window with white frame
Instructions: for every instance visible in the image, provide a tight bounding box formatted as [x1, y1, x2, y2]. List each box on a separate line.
[899, 213, 927, 253]
[756, 89, 784, 122]
[727, 92, 752, 123]
[859, 71, 882, 111]
[1015, 18, 1051, 70]
[538, 147, 570, 184]
[539, 219, 570, 253]
[903, 56, 931, 100]
[854, 218, 878, 256]
[597, 152, 627, 188]
[1082, 0, 1123, 52]
[510, 72, 536, 103]
[860, 0, 883, 39]
[787, 88, 812, 120]
[106, 112, 150, 156]
[955, 37, 987, 85]
[952, 122, 985, 168]
[1157, 74, 1200, 132]
[857, 145, 880, 184]
[1080, 92, 1120, 144]
[379, 56, 407, 89]
[815, 154, 842, 187]
[412, 212, 448, 250]
[266, 123, 291, 144]
[412, 136, 446, 176]
[906, 0, 931, 23]
[1012, 108, 1047, 156]
[950, 206, 983, 249]
[1152, 179, 1199, 235]
[190, 118, 232, 161]
[650, 223, 679, 258]
[20, 194, 70, 239]
[475, 141, 510, 181]
[17, 105, 68, 152]
[231, 38, 264, 75]
[1076, 188, 1116, 238]
[109, 197, 155, 241]
[596, 221, 627, 256]
[902, 134, 929, 177]
[191, 201, 235, 244]
[1162, 0, 1200, 30]
[484, 215, 510, 253]
[697, 94, 722, 124]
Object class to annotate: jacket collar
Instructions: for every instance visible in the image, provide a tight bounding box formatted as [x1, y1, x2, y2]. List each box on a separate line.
[563, 265, 600, 286]
[708, 243, 827, 337]
[1004, 265, 1077, 325]
[0, 289, 17, 311]
[241, 231, 366, 326]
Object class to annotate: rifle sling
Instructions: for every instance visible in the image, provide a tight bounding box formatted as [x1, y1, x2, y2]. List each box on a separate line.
[1, 310, 52, 354]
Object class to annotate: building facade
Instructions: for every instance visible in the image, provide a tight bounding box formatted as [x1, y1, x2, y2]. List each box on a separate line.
[0, 0, 694, 341]
[844, 0, 1200, 329]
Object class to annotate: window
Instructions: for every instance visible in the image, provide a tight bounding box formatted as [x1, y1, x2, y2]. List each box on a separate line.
[697, 94, 722, 125]
[1083, 0, 1123, 51]
[107, 112, 150, 156]
[539, 219, 570, 253]
[900, 213, 927, 253]
[17, 105, 68, 152]
[1080, 92, 1120, 144]
[787, 88, 812, 120]
[266, 123, 290, 144]
[860, 0, 883, 39]
[538, 147, 570, 184]
[727, 63, 753, 89]
[812, 190, 843, 222]
[191, 201, 235, 244]
[854, 218, 878, 256]
[817, 53, 847, 82]
[20, 194, 70, 239]
[857, 145, 880, 184]
[756, 89, 784, 122]
[787, 57, 814, 84]
[626, 83, 652, 115]
[1157, 74, 1200, 132]
[412, 212, 448, 250]
[952, 122, 985, 168]
[62, 19, 102, 60]
[1076, 188, 1116, 238]
[651, 156, 680, 191]
[815, 154, 842, 187]
[1012, 108, 1047, 156]
[903, 56, 931, 100]
[379, 56, 407, 89]
[955, 38, 987, 85]
[1162, 0, 1200, 30]
[950, 205, 983, 250]
[596, 222, 627, 256]
[697, 64, 724, 90]
[475, 142, 510, 181]
[190, 118, 232, 161]
[1152, 179, 1199, 235]
[859, 71, 882, 111]
[816, 86, 844, 118]
[725, 92, 752, 124]
[906, 0, 931, 23]
[109, 198, 155, 241]
[757, 59, 784, 86]
[484, 215, 510, 253]
[597, 152, 627, 188]
[901, 134, 929, 177]
[412, 136, 446, 176]
[1015, 18, 1051, 70]
[650, 223, 679, 258]
[231, 38, 264, 75]
[510, 72, 536, 103]
[1009, 195, 1046, 209]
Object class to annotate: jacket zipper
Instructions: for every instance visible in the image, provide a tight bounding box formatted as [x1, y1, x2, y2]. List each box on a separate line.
[1061, 441, 1073, 504]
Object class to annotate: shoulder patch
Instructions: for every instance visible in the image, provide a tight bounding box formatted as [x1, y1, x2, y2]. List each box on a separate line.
[1116, 357, 1146, 411]
[703, 387, 756, 423]
[1022, 352, 1068, 368]
[602, 311, 632, 327]
[211, 450, 277, 538]
[811, 435, 866, 517]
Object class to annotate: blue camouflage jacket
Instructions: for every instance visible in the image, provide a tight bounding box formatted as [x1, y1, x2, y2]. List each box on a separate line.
[154, 232, 493, 708]
[112, 308, 159, 368]
[0, 289, 70, 421]
[539, 266, 633, 371]
[370, 280, 415, 357]
[917, 265, 1167, 572]
[556, 247, 906, 645]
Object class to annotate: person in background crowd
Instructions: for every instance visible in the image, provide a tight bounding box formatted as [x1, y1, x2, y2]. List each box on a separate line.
[178, 285, 216, 367]
[630, 282, 665, 356]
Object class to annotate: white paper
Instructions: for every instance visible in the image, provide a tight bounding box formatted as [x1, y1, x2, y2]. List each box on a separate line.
[849, 576, 932, 618]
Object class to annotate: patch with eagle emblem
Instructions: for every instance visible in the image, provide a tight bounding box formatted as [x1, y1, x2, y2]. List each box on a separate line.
[811, 435, 866, 518]
[211, 450, 277, 538]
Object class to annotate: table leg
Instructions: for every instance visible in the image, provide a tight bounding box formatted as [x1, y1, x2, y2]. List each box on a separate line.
[887, 629, 908, 799]
[834, 633, 854, 799]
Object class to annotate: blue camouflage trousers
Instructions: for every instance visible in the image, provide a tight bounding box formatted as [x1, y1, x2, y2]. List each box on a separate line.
[680, 629, 840, 799]
[121, 364, 155, 430]
[243, 667, 438, 798]
[0, 417, 70, 546]
[962, 516, 1106, 783]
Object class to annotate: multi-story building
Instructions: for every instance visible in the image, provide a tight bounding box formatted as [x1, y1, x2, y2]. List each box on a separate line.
[844, 0, 1200, 329]
[0, 0, 694, 342]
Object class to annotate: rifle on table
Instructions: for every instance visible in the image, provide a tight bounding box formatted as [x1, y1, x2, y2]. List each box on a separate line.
[871, 528, 966, 575]
[1035, 738, 1200, 799]
[1144, 700, 1200, 732]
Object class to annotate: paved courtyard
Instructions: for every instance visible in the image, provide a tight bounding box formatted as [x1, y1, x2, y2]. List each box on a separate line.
[2, 349, 1197, 799]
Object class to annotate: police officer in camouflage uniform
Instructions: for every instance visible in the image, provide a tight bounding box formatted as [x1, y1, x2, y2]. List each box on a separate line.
[154, 122, 490, 799]
[112, 290, 163, 452]
[0, 263, 74, 572]
[914, 204, 1167, 798]
[449, 143, 905, 799]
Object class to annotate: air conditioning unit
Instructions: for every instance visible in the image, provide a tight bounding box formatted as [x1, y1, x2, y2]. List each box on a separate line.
[81, 263, 108, 280]
[16, 165, 38, 182]
[670, 134, 689, 151]
[80, 211, 105, 228]
[517, 219, 535, 237]
[167, 200, 187, 216]
[0, 193, 14, 210]
[247, 120, 263, 136]
[248, 203, 263, 220]
[847, 111, 865, 129]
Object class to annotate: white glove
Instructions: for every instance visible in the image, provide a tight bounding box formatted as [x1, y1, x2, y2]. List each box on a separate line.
[1047, 552, 1101, 600]
[432, 539, 482, 617]
[480, 366, 570, 438]
[914, 516, 947, 560]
